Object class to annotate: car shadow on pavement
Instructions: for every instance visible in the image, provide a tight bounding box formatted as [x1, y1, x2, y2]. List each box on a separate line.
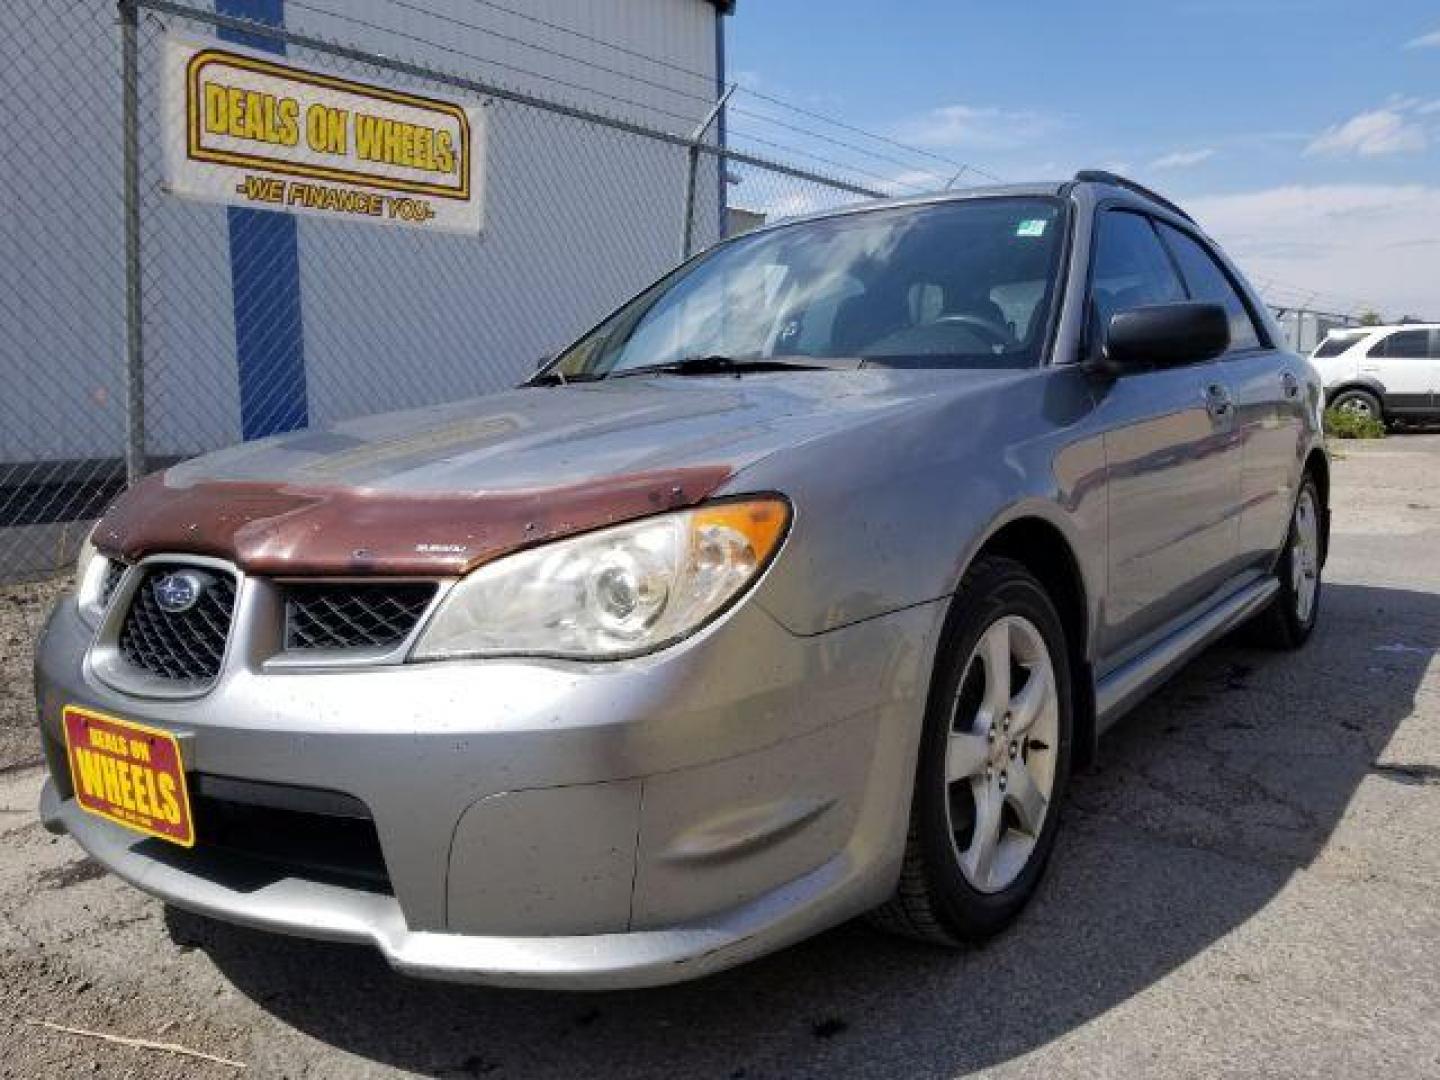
[167, 580, 1438, 1079]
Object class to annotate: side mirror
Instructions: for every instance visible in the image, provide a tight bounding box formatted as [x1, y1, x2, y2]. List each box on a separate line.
[535, 353, 554, 371]
[1090, 302, 1230, 375]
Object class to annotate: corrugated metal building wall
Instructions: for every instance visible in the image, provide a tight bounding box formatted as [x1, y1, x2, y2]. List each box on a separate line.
[1, 0, 729, 465]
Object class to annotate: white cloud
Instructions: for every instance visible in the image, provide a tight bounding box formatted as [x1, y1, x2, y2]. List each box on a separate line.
[1149, 148, 1216, 170]
[1188, 185, 1440, 319]
[893, 104, 1059, 151]
[1306, 106, 1429, 157]
[1405, 29, 1440, 48]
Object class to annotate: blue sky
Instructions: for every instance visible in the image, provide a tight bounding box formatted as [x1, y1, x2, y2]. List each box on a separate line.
[727, 1, 1440, 318]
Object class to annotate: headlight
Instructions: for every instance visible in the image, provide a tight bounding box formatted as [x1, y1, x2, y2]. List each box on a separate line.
[74, 531, 109, 625]
[75, 532, 100, 591]
[412, 497, 789, 661]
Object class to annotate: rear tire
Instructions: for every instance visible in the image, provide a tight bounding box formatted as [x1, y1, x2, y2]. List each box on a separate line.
[1247, 475, 1323, 650]
[869, 556, 1073, 945]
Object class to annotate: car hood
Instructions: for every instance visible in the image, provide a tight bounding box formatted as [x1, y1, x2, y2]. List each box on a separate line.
[97, 369, 1023, 576]
[171, 370, 995, 490]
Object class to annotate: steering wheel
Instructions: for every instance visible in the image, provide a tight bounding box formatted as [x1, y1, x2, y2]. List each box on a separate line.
[933, 314, 1015, 349]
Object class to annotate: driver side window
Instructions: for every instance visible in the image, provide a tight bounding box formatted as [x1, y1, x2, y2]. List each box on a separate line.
[1089, 211, 1186, 344]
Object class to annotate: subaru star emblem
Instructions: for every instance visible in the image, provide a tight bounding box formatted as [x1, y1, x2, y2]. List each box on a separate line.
[152, 571, 205, 614]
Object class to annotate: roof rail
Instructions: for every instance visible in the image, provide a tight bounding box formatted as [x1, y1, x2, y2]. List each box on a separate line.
[1073, 169, 1195, 223]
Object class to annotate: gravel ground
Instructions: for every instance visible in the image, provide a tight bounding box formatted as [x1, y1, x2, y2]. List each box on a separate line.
[2, 435, 1438, 1079]
[0, 577, 65, 773]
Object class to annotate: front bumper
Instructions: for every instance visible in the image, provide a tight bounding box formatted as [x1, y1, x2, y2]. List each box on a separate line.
[35, 590, 943, 988]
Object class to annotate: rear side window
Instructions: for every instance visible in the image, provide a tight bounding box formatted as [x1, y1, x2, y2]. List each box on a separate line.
[1157, 223, 1263, 352]
[1313, 334, 1361, 359]
[1089, 211, 1186, 334]
[1373, 329, 1432, 358]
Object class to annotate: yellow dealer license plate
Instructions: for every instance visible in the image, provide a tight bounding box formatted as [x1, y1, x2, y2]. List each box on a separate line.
[63, 706, 194, 847]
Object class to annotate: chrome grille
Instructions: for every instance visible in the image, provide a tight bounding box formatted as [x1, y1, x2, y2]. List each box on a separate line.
[283, 583, 437, 651]
[118, 566, 237, 683]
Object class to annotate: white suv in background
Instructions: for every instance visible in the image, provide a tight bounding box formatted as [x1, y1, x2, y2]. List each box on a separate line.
[1310, 324, 1440, 425]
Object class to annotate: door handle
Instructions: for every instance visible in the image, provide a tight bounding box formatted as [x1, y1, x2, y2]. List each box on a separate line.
[1204, 383, 1233, 420]
[1281, 371, 1300, 398]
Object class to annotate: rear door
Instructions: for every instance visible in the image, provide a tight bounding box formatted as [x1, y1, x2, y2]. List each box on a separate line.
[1155, 222, 1297, 574]
[1088, 210, 1243, 665]
[1416, 328, 1440, 414]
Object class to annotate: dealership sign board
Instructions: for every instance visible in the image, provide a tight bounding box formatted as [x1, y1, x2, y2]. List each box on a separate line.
[163, 38, 485, 234]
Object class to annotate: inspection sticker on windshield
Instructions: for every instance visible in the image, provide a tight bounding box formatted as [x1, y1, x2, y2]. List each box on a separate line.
[1016, 219, 1048, 237]
[63, 707, 194, 847]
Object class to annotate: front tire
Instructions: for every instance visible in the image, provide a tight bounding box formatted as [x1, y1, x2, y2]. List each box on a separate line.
[869, 556, 1073, 945]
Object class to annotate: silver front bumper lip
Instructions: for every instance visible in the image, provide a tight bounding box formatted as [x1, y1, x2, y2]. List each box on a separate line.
[41, 780, 867, 989]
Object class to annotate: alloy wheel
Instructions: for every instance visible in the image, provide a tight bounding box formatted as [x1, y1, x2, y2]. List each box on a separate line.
[1337, 397, 1374, 418]
[943, 615, 1060, 894]
[1292, 487, 1320, 623]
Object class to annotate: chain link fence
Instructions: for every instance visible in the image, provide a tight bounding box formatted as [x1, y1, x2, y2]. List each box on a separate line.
[0, 0, 130, 582]
[1268, 307, 1364, 355]
[0, 0, 881, 585]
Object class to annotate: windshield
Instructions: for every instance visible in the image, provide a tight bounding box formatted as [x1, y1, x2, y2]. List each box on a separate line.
[547, 196, 1067, 379]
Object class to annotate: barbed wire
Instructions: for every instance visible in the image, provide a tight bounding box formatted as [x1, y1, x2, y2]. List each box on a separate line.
[358, 0, 720, 109]
[448, 0, 1006, 182]
[282, 0, 996, 197]
[458, 0, 724, 89]
[283, 0, 711, 130]
[367, 0, 1004, 190]
[732, 90, 1007, 185]
[1256, 277, 1383, 318]
[723, 131, 933, 194]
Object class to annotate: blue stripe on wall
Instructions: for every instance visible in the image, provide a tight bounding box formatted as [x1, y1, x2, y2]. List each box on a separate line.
[217, 0, 308, 440]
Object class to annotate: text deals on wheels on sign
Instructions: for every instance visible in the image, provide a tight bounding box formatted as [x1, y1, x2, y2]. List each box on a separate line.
[62, 707, 195, 847]
[162, 35, 486, 234]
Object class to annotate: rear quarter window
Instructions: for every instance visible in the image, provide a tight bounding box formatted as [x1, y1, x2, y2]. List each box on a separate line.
[1312, 334, 1361, 359]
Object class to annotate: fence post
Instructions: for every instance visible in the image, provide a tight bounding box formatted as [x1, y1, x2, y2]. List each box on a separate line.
[680, 83, 735, 262]
[120, 0, 146, 483]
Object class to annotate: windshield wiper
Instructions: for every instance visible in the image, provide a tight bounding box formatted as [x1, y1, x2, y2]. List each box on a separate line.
[526, 370, 606, 387]
[609, 354, 864, 379]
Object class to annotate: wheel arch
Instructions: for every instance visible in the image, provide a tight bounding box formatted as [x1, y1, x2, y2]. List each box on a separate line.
[964, 515, 1097, 770]
[1326, 378, 1387, 413]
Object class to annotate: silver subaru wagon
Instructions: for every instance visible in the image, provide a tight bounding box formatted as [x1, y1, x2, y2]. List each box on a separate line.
[36, 172, 1328, 989]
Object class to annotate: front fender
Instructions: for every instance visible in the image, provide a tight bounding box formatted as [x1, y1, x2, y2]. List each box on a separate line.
[726, 368, 1107, 642]
[947, 494, 1105, 660]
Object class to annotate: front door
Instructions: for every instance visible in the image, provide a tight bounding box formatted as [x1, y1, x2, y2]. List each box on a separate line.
[1087, 209, 1243, 668]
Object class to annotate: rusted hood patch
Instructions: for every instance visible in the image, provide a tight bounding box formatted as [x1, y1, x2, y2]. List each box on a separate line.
[94, 466, 734, 577]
